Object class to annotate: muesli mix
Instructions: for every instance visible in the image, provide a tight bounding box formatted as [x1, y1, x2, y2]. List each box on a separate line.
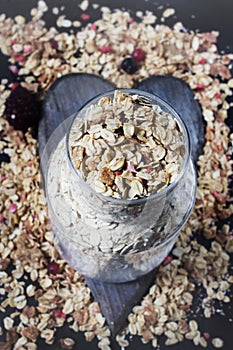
[69, 90, 186, 199]
[45, 88, 193, 279]
[0, 1, 233, 349]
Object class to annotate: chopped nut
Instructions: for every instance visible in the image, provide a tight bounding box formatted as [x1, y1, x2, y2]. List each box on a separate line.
[22, 305, 36, 318]
[22, 326, 39, 342]
[99, 167, 115, 185]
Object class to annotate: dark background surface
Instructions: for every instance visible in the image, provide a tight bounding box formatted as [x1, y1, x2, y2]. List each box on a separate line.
[0, 1, 233, 349]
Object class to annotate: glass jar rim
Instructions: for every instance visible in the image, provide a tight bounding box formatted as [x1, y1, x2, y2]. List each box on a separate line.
[66, 88, 191, 205]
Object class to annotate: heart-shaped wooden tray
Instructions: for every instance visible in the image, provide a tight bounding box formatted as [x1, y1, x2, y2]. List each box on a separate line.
[38, 73, 204, 335]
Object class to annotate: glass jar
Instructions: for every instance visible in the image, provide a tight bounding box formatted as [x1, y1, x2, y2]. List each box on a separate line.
[42, 89, 196, 283]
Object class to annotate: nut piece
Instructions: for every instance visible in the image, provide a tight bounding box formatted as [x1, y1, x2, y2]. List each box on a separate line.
[21, 326, 39, 342]
[99, 167, 115, 185]
[22, 305, 36, 318]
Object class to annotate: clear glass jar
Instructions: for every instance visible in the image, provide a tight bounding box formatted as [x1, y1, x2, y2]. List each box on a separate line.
[42, 89, 196, 283]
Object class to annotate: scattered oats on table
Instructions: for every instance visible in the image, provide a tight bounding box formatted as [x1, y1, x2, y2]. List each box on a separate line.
[0, 1, 232, 349]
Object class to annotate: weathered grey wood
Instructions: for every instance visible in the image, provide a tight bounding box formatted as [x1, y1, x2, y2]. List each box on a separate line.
[85, 270, 157, 335]
[38, 73, 204, 335]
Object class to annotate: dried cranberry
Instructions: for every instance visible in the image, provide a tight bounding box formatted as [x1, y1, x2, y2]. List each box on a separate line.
[100, 46, 113, 53]
[81, 13, 90, 21]
[49, 39, 58, 50]
[11, 82, 20, 90]
[198, 57, 207, 64]
[215, 92, 221, 99]
[203, 332, 211, 340]
[54, 308, 66, 318]
[14, 54, 25, 63]
[9, 65, 19, 74]
[48, 262, 60, 275]
[121, 57, 139, 74]
[162, 255, 173, 266]
[9, 203, 17, 213]
[89, 23, 97, 30]
[132, 48, 146, 62]
[196, 83, 205, 91]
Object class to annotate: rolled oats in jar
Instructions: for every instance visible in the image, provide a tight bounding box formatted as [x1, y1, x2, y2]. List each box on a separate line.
[45, 89, 196, 282]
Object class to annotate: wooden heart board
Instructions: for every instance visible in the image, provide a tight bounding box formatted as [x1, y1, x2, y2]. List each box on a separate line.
[38, 73, 204, 335]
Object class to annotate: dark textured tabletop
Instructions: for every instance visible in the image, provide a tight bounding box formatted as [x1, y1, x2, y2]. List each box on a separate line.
[0, 1, 232, 350]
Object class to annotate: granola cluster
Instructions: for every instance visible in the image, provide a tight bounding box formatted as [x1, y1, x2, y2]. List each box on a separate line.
[69, 90, 186, 199]
[0, 1, 233, 349]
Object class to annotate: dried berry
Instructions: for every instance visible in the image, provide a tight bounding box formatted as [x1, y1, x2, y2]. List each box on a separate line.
[11, 82, 20, 90]
[81, 13, 90, 21]
[24, 45, 32, 53]
[203, 332, 211, 340]
[73, 48, 82, 58]
[54, 308, 66, 318]
[49, 38, 58, 50]
[215, 92, 221, 99]
[100, 46, 113, 53]
[121, 57, 139, 74]
[9, 65, 19, 74]
[162, 255, 173, 266]
[5, 86, 40, 132]
[196, 83, 205, 91]
[198, 57, 207, 64]
[89, 23, 97, 30]
[14, 53, 25, 63]
[48, 262, 60, 275]
[9, 203, 17, 213]
[132, 48, 146, 62]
